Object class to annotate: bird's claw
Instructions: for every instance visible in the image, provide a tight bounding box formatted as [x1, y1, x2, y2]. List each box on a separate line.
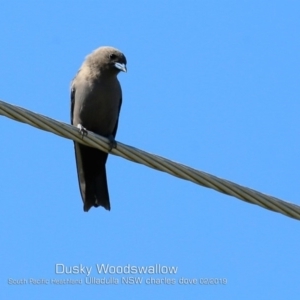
[108, 135, 117, 152]
[77, 124, 88, 138]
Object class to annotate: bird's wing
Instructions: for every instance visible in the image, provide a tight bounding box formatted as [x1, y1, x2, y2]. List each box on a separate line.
[70, 83, 75, 125]
[70, 77, 110, 211]
[111, 96, 122, 138]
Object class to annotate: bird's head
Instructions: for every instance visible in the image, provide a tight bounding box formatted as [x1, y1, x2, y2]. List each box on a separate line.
[86, 46, 127, 76]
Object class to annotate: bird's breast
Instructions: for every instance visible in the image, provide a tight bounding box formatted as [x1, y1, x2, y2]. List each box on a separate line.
[76, 79, 121, 136]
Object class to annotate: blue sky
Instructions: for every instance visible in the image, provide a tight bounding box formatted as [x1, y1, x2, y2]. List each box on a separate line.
[1, 1, 300, 299]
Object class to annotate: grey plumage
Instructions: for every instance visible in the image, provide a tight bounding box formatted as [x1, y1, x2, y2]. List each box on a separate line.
[71, 46, 127, 212]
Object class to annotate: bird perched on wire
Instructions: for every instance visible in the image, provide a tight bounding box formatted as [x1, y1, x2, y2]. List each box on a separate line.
[70, 46, 127, 212]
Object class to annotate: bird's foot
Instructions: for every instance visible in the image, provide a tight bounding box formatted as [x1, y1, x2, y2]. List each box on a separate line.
[77, 124, 88, 138]
[108, 135, 117, 152]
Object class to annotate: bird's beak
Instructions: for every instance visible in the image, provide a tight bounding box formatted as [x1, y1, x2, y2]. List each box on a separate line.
[114, 62, 127, 72]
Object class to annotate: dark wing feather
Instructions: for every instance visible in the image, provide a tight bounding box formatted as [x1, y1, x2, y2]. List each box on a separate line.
[70, 85, 75, 125]
[111, 97, 122, 138]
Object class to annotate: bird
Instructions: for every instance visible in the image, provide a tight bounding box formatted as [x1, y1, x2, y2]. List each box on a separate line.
[70, 46, 127, 212]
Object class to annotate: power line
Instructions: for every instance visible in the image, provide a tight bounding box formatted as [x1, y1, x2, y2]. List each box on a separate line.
[0, 99, 299, 220]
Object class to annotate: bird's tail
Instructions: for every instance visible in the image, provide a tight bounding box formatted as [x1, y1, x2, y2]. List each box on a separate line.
[74, 143, 111, 212]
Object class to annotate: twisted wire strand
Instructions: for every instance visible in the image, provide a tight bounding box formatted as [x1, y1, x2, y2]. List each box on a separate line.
[0, 99, 299, 220]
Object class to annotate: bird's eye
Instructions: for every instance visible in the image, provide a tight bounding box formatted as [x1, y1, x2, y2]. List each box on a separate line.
[109, 53, 117, 60]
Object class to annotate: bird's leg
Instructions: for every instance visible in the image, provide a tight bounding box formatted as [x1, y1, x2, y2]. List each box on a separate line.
[77, 124, 88, 138]
[107, 135, 117, 152]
